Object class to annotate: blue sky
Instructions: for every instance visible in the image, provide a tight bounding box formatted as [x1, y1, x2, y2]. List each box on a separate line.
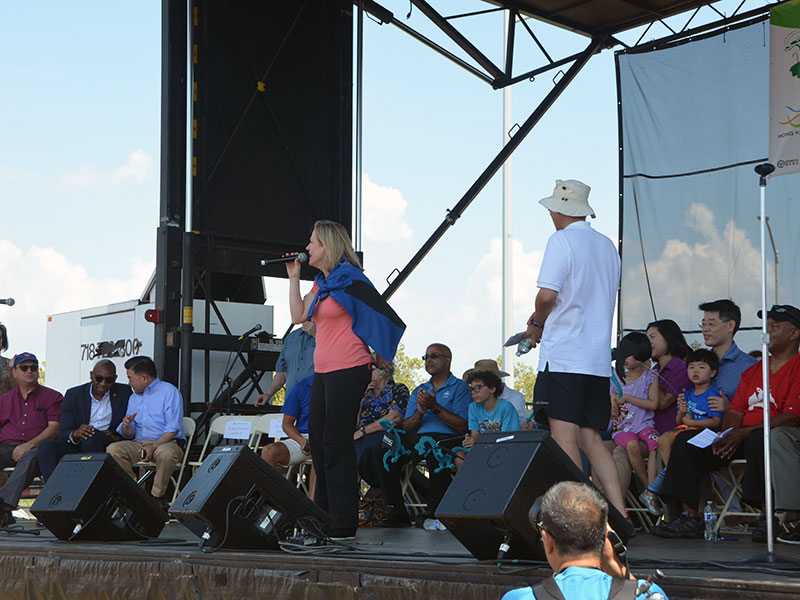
[0, 1, 766, 383]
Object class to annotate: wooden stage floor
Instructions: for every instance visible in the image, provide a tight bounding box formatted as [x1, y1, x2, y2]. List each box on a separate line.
[2, 518, 800, 599]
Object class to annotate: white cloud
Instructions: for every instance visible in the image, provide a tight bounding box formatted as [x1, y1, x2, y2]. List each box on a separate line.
[60, 150, 154, 189]
[0, 240, 154, 359]
[362, 174, 413, 242]
[622, 202, 764, 331]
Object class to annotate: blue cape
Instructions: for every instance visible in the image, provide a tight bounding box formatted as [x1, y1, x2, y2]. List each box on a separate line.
[306, 260, 406, 361]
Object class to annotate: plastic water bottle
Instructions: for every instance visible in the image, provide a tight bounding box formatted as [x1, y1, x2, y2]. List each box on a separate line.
[703, 501, 718, 541]
[516, 338, 533, 357]
[423, 519, 447, 531]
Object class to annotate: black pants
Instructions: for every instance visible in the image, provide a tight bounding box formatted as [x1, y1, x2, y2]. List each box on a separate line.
[376, 431, 461, 515]
[309, 364, 371, 530]
[660, 427, 766, 511]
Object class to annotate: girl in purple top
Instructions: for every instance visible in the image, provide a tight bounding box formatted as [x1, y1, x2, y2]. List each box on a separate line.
[610, 332, 660, 490]
[646, 320, 692, 434]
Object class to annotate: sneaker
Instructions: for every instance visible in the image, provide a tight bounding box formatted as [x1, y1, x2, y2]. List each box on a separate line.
[375, 507, 411, 528]
[638, 490, 663, 517]
[328, 527, 357, 541]
[650, 514, 702, 539]
[777, 521, 800, 545]
[751, 513, 779, 544]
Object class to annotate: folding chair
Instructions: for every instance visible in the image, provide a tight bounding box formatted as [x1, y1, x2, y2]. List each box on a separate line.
[187, 415, 261, 474]
[134, 416, 197, 502]
[712, 458, 761, 533]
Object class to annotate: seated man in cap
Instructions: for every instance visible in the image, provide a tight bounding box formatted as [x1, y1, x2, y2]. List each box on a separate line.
[37, 359, 131, 481]
[502, 481, 669, 600]
[0, 352, 63, 526]
[469, 359, 527, 426]
[653, 305, 800, 541]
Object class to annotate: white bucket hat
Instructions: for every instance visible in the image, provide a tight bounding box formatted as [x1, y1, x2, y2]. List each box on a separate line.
[539, 179, 596, 218]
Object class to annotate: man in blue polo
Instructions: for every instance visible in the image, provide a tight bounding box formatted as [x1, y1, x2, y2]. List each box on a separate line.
[375, 343, 471, 528]
[254, 321, 315, 405]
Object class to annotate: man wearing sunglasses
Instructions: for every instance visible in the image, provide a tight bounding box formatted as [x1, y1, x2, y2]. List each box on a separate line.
[37, 359, 131, 481]
[0, 352, 63, 527]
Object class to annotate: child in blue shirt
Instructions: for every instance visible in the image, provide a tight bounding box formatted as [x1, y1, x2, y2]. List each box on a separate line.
[643, 349, 723, 511]
[459, 370, 518, 463]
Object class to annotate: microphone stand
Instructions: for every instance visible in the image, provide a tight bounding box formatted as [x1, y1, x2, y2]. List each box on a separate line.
[738, 163, 800, 567]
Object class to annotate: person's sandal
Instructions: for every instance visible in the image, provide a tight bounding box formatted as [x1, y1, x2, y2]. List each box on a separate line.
[638, 490, 663, 517]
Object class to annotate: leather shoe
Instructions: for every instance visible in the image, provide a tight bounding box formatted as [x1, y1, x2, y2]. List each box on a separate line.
[329, 527, 357, 540]
[752, 513, 779, 544]
[375, 507, 411, 528]
[0, 509, 15, 528]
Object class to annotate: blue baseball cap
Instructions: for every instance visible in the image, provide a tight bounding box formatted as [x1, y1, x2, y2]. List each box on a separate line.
[13, 352, 38, 367]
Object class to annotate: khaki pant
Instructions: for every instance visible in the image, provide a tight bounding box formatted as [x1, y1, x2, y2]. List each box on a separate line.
[106, 440, 183, 498]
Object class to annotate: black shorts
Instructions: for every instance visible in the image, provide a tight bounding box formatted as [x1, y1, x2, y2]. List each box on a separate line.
[533, 364, 611, 429]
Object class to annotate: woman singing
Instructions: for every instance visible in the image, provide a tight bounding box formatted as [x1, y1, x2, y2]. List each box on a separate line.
[287, 220, 405, 539]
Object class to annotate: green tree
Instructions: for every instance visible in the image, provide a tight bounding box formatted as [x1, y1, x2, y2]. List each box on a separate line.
[39, 361, 46, 386]
[393, 343, 426, 391]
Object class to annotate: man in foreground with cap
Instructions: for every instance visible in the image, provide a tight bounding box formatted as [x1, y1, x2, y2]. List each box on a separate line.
[0, 352, 63, 526]
[653, 305, 800, 541]
[522, 179, 626, 516]
[502, 481, 669, 600]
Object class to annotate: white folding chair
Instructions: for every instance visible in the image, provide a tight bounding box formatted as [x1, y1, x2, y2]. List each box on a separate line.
[133, 416, 197, 502]
[187, 414, 260, 474]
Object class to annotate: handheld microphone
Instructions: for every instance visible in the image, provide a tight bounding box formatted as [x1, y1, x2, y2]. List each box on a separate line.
[238, 324, 262, 340]
[259, 252, 308, 266]
[0, 298, 14, 306]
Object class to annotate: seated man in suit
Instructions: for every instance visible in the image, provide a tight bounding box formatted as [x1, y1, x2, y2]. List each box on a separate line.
[107, 356, 185, 509]
[37, 359, 131, 481]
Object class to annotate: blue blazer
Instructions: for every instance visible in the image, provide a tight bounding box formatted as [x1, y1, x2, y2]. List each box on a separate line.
[58, 382, 131, 443]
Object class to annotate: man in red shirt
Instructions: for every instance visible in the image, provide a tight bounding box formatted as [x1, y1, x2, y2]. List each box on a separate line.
[652, 306, 800, 540]
[0, 352, 62, 526]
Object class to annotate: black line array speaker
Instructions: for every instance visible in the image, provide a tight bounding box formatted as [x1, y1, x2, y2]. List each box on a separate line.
[31, 453, 168, 541]
[436, 430, 634, 561]
[170, 445, 330, 549]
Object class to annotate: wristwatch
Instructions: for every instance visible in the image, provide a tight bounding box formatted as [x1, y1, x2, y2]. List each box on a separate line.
[360, 425, 367, 435]
[531, 320, 544, 329]
[432, 405, 441, 415]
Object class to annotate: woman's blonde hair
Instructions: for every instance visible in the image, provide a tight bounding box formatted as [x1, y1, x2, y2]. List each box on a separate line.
[313, 220, 362, 273]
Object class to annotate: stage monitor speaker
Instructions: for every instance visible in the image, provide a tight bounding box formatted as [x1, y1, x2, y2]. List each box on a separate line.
[31, 453, 167, 541]
[436, 430, 634, 561]
[170, 445, 330, 549]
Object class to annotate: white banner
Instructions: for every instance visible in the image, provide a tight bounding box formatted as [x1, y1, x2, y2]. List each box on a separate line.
[769, 0, 800, 176]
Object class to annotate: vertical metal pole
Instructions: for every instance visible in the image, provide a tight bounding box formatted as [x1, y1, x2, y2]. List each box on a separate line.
[354, 0, 364, 251]
[179, 0, 194, 411]
[155, 0, 187, 388]
[756, 165, 774, 554]
[502, 9, 514, 385]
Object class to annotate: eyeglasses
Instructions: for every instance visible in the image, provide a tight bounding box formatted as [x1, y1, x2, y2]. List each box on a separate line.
[422, 352, 449, 361]
[699, 318, 730, 329]
[93, 375, 116, 385]
[469, 383, 487, 393]
[16, 364, 38, 372]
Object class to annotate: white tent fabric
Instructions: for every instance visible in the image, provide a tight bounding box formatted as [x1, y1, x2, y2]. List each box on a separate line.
[616, 18, 800, 349]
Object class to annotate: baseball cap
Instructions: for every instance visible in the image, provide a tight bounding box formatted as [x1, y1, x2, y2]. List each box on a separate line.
[756, 305, 800, 329]
[13, 352, 38, 367]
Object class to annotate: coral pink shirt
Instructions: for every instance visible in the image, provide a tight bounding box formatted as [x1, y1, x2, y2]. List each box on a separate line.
[310, 282, 373, 373]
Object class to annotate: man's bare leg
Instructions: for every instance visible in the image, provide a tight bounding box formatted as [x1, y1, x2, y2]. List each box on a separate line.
[578, 426, 627, 515]
[548, 418, 583, 468]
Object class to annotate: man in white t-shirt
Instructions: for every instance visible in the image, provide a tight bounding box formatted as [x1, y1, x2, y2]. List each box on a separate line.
[523, 179, 626, 516]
